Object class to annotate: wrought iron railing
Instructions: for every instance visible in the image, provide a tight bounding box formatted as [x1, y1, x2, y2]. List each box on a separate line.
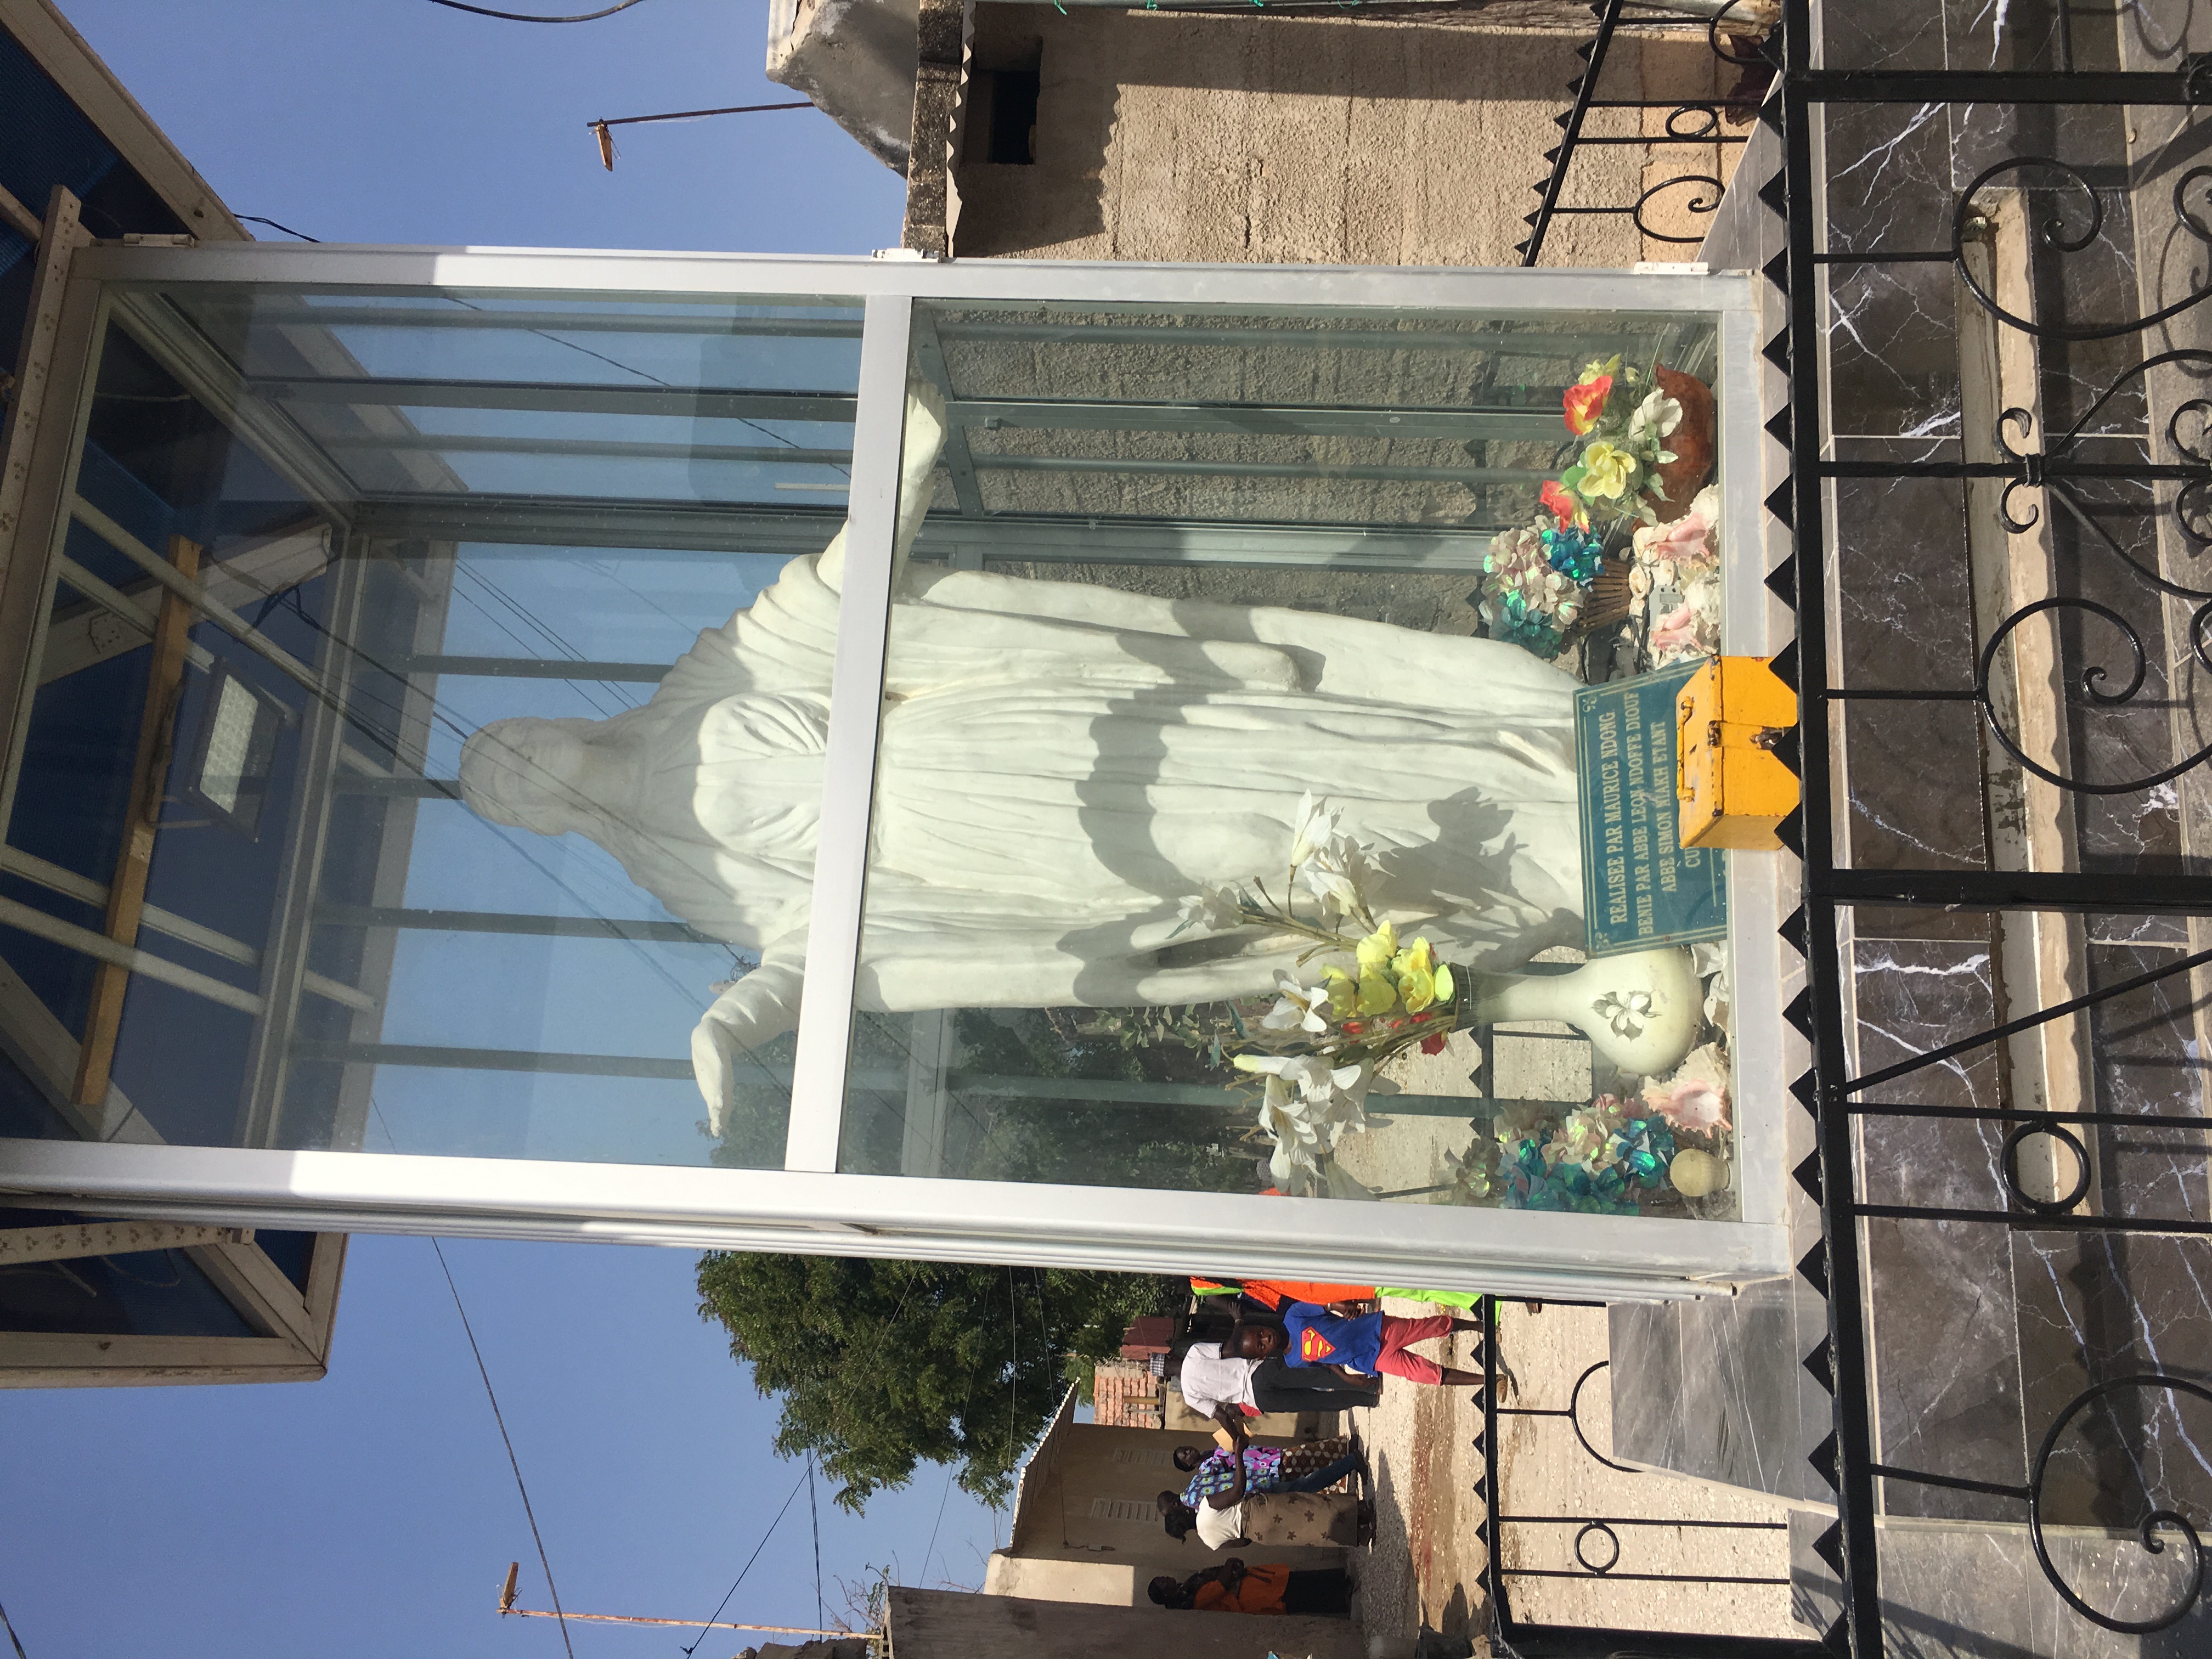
[1474, 1312, 1792, 1639]
[1498, 1, 2212, 1654]
[1517, 0, 1770, 268]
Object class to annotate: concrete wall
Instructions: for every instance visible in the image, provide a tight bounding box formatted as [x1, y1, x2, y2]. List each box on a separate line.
[891, 1585, 1365, 1659]
[768, 0, 920, 171]
[1001, 1419, 1346, 1598]
[946, 10, 1751, 268]
[951, 10, 1638, 265]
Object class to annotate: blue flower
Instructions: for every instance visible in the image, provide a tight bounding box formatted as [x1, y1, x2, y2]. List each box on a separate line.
[1538, 525, 1607, 585]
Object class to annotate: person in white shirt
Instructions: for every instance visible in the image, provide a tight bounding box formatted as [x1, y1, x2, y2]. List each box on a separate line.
[1174, 1338, 1381, 1434]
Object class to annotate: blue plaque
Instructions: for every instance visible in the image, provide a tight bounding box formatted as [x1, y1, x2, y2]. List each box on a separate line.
[1574, 663, 1727, 957]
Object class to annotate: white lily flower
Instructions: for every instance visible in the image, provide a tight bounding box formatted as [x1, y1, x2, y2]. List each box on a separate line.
[1261, 970, 1333, 1035]
[1269, 1134, 1322, 1186]
[1288, 792, 1340, 866]
[1316, 1062, 1373, 1143]
[1172, 882, 1244, 936]
[1629, 390, 1683, 442]
[1300, 859, 1362, 921]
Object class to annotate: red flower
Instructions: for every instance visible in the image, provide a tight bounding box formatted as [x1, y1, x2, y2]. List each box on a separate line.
[1562, 375, 1613, 436]
[1540, 478, 1587, 528]
[1420, 1032, 1448, 1055]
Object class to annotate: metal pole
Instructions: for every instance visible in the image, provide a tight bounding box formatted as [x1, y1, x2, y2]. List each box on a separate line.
[502, 1607, 853, 1635]
[498, 1558, 858, 1639]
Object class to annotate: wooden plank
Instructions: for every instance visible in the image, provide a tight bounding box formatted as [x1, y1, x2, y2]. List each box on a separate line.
[0, 180, 38, 242]
[72, 534, 202, 1107]
[0, 187, 83, 597]
[0, 1329, 325, 1388]
[0, 1218, 247, 1265]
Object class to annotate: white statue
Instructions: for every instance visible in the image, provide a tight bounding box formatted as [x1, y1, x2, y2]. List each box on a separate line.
[459, 389, 1587, 1131]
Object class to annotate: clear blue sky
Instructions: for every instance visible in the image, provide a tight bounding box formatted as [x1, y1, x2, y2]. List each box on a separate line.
[3, 4, 1006, 1655]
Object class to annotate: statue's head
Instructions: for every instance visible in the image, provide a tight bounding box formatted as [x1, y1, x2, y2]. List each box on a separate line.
[459, 716, 601, 837]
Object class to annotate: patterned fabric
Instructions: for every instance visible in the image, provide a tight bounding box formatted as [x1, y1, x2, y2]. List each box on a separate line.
[1182, 1446, 1284, 1508]
[1242, 1491, 1360, 1547]
[1279, 1437, 1352, 1485]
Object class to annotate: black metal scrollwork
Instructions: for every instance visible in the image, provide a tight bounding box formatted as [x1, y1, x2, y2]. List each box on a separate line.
[1572, 1521, 1622, 1575]
[2029, 1375, 2212, 1634]
[1956, 159, 2212, 341]
[1630, 174, 1726, 244]
[1659, 104, 1728, 142]
[1704, 0, 1779, 65]
[1998, 1119, 2092, 1216]
[1976, 597, 2212, 794]
[1970, 346, 2212, 794]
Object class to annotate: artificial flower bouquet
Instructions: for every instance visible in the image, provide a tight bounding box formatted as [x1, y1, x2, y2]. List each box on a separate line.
[1173, 796, 1731, 1210]
[1547, 354, 1688, 531]
[1476, 521, 1609, 659]
[1630, 482, 1724, 666]
[1172, 796, 1460, 1187]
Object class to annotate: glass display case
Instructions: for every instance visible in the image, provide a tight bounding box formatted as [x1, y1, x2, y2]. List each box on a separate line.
[0, 244, 1787, 1299]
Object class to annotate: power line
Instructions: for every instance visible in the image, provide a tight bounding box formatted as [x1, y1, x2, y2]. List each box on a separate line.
[366, 1113, 580, 1659]
[238, 215, 320, 242]
[920, 1468, 955, 1587]
[427, 1238, 577, 1659]
[808, 1455, 825, 1633]
[428, 0, 652, 19]
[0, 1594, 29, 1659]
[684, 1465, 810, 1655]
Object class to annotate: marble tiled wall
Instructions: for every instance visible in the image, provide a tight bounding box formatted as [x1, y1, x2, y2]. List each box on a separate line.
[1606, 2, 2212, 1652]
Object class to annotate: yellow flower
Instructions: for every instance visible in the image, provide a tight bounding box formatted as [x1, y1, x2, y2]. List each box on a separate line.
[1578, 353, 1622, 385]
[1391, 936, 1438, 1013]
[1357, 968, 1398, 1016]
[1578, 441, 1636, 501]
[1434, 962, 1455, 1005]
[1355, 921, 1398, 973]
[1323, 966, 1359, 1019]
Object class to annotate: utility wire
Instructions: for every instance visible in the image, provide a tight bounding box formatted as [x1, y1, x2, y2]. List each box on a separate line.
[238, 216, 320, 242]
[808, 1455, 825, 1633]
[920, 1468, 955, 1587]
[427, 1238, 577, 1659]
[0, 1594, 29, 1659]
[428, 0, 653, 19]
[684, 1465, 810, 1655]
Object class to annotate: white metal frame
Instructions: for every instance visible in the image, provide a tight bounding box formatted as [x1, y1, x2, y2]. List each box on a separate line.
[0, 240, 1787, 1296]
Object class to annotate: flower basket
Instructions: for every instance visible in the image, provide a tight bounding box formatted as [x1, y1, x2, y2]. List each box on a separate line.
[1572, 557, 1634, 633]
[1648, 365, 1714, 522]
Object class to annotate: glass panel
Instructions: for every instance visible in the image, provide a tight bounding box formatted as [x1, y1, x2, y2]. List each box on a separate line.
[839, 300, 1742, 1223]
[0, 281, 864, 1167]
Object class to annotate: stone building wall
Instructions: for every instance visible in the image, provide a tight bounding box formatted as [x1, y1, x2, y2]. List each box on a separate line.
[944, 8, 1746, 268]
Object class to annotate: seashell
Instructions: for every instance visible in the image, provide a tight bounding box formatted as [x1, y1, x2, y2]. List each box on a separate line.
[1668, 1148, 1727, 1198]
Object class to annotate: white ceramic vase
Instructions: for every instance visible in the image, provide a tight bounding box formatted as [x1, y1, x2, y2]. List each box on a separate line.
[1456, 947, 1703, 1077]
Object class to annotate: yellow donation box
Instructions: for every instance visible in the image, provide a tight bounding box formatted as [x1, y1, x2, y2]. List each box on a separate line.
[1675, 656, 1799, 850]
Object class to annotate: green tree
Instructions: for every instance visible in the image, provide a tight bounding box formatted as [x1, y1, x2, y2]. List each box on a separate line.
[696, 1254, 1176, 1512]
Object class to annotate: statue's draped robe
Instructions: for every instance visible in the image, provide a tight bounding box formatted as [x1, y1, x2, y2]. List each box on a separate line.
[539, 559, 1582, 1115]
[460, 404, 1586, 1122]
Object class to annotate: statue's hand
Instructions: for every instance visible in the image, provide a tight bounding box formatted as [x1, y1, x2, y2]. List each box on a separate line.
[691, 960, 804, 1138]
[904, 379, 948, 477]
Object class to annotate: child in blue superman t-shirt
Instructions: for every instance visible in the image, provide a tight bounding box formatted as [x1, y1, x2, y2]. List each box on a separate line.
[1229, 1302, 1485, 1387]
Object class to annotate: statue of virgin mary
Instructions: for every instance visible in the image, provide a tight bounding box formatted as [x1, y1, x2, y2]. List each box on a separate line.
[459, 388, 1585, 1130]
